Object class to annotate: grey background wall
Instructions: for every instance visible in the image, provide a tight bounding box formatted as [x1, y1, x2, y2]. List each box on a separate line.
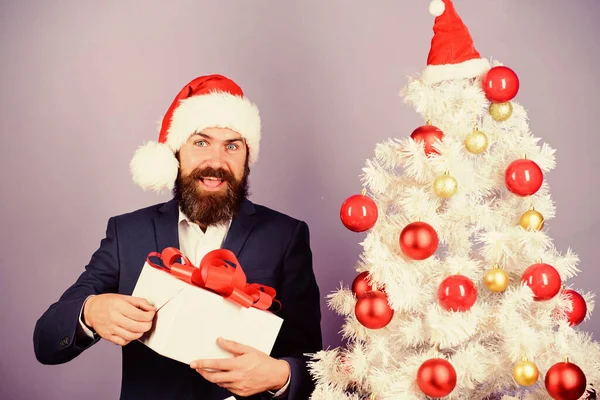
[1, 1, 598, 398]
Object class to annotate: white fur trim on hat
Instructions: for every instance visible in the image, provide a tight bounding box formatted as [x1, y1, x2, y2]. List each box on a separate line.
[165, 90, 261, 165]
[422, 58, 491, 85]
[130, 141, 179, 193]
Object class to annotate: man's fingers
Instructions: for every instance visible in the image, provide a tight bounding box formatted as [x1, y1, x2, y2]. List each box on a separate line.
[112, 326, 143, 342]
[125, 296, 157, 312]
[119, 301, 156, 322]
[115, 313, 153, 334]
[107, 335, 128, 347]
[216, 338, 252, 356]
[194, 369, 237, 384]
[190, 358, 236, 371]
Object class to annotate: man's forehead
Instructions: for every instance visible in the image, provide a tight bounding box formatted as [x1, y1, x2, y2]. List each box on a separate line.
[196, 127, 244, 141]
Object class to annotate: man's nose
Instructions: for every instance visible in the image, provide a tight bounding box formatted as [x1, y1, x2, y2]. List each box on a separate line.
[203, 145, 227, 168]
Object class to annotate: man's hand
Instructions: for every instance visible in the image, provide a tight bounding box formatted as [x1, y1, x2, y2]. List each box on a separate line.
[190, 338, 290, 397]
[83, 294, 156, 346]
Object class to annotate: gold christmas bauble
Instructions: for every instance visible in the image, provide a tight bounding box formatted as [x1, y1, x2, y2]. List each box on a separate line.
[464, 129, 489, 154]
[519, 209, 545, 231]
[513, 358, 539, 386]
[489, 102, 513, 122]
[484, 265, 509, 292]
[433, 173, 458, 199]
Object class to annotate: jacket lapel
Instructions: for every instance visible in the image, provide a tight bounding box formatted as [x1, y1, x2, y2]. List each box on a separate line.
[222, 199, 257, 257]
[153, 197, 256, 257]
[153, 198, 180, 252]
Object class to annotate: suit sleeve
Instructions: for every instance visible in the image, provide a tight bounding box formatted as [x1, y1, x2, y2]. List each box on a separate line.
[33, 217, 121, 365]
[271, 221, 323, 400]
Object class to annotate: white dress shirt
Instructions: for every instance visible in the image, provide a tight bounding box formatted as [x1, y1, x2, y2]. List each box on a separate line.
[78, 209, 289, 397]
[177, 210, 231, 266]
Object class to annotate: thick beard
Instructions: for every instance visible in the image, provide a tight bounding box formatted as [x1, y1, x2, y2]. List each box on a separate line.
[174, 161, 250, 227]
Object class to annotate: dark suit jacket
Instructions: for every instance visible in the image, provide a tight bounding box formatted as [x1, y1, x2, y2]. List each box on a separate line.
[33, 198, 323, 400]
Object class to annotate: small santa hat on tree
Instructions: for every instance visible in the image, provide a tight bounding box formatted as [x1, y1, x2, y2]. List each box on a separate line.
[130, 74, 261, 193]
[422, 0, 491, 85]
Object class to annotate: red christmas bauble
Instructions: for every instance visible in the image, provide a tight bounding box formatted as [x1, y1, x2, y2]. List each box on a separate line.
[355, 291, 394, 329]
[564, 289, 587, 327]
[399, 222, 439, 260]
[505, 159, 544, 196]
[438, 275, 478, 312]
[417, 358, 457, 398]
[483, 66, 520, 103]
[545, 361, 587, 400]
[340, 194, 378, 232]
[410, 124, 444, 156]
[352, 271, 374, 298]
[521, 263, 562, 301]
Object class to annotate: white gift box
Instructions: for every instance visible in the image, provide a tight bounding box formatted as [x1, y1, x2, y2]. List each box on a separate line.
[131, 261, 283, 365]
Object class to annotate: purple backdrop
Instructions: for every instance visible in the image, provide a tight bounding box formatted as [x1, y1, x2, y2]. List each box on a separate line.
[1, 1, 599, 398]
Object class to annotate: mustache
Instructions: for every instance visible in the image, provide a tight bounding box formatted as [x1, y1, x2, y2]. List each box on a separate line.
[189, 167, 234, 182]
[174, 164, 250, 227]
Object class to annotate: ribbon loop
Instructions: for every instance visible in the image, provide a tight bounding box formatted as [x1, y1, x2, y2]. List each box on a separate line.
[147, 248, 196, 284]
[146, 247, 278, 311]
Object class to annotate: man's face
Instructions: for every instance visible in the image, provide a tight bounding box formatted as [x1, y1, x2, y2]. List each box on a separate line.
[174, 127, 250, 226]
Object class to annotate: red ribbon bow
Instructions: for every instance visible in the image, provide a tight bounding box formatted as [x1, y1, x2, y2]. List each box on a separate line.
[146, 247, 279, 311]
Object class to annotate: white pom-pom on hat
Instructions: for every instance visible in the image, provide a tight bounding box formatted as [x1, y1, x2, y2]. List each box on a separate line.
[429, 0, 446, 17]
[130, 141, 179, 193]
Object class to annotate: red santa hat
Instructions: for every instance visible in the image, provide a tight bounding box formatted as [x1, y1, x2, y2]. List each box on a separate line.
[130, 74, 261, 192]
[422, 0, 491, 85]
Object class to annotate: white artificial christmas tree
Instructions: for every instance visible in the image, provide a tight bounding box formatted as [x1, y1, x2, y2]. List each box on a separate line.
[309, 1, 600, 399]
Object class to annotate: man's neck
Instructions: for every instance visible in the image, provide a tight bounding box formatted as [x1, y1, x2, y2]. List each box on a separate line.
[177, 206, 236, 233]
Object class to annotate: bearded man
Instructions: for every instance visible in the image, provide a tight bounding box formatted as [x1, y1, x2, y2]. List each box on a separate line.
[33, 75, 323, 400]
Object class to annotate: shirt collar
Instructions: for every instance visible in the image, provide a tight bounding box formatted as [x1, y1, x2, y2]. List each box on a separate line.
[178, 209, 232, 230]
[178, 208, 188, 225]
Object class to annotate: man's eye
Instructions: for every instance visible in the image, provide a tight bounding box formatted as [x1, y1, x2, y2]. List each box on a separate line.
[227, 143, 238, 151]
[195, 140, 208, 147]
